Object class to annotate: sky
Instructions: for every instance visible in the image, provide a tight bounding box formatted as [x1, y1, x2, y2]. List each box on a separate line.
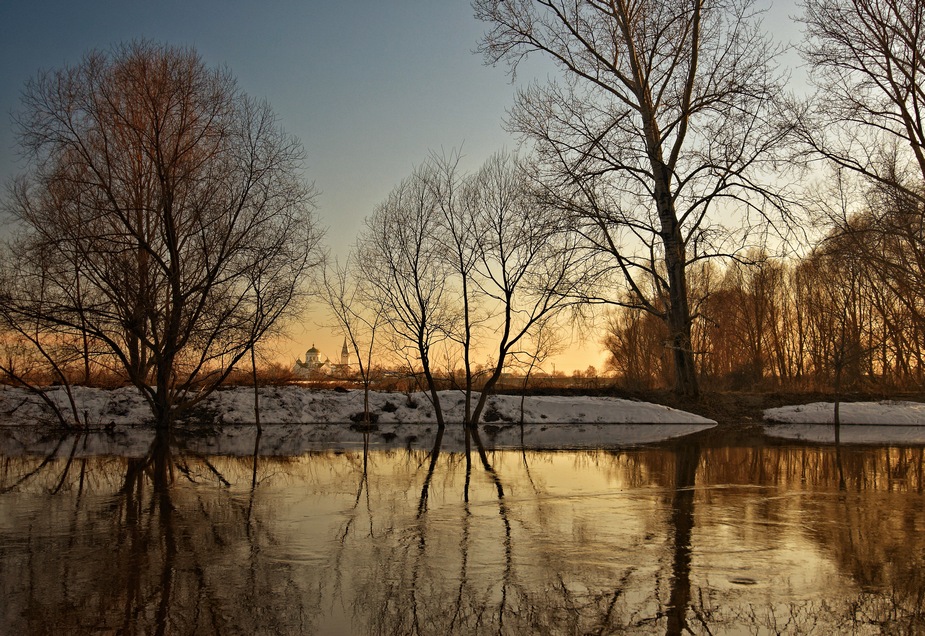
[0, 0, 804, 374]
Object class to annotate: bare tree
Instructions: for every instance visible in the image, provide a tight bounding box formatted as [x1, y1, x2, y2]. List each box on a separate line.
[457, 151, 579, 430]
[357, 163, 455, 429]
[359, 151, 579, 432]
[799, 166, 925, 389]
[795, 1, 925, 380]
[320, 257, 385, 423]
[243, 216, 323, 434]
[510, 316, 564, 425]
[475, 0, 791, 397]
[427, 151, 484, 426]
[603, 302, 672, 389]
[797, 0, 925, 201]
[2, 41, 321, 430]
[0, 277, 88, 429]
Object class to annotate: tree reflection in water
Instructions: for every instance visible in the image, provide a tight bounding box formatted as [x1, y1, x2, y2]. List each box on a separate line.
[1, 431, 924, 634]
[666, 442, 698, 635]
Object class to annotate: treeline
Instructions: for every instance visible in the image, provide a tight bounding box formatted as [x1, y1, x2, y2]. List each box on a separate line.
[606, 232, 925, 392]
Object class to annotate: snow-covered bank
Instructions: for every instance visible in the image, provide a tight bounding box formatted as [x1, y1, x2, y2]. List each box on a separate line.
[0, 385, 716, 456]
[764, 401, 925, 444]
[0, 385, 714, 427]
[765, 401, 925, 425]
[205, 387, 718, 427]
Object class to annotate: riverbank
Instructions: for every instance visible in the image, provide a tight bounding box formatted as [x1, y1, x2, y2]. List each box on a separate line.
[582, 387, 925, 426]
[0, 384, 715, 427]
[3, 384, 925, 450]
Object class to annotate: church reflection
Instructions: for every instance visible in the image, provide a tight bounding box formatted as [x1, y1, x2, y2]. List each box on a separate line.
[1, 431, 924, 634]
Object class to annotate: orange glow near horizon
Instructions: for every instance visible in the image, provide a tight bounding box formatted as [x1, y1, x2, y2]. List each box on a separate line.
[270, 321, 609, 377]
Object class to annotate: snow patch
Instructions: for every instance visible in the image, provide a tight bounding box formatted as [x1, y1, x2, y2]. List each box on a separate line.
[0, 386, 716, 456]
[764, 400, 925, 444]
[764, 401, 925, 425]
[0, 385, 715, 427]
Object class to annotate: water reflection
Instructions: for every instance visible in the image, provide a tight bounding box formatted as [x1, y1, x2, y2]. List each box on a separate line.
[1, 431, 924, 634]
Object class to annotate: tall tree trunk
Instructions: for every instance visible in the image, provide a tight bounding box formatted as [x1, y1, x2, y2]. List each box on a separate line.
[657, 172, 699, 398]
[251, 346, 261, 435]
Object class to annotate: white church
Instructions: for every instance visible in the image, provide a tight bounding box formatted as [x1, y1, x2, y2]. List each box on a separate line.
[294, 339, 350, 377]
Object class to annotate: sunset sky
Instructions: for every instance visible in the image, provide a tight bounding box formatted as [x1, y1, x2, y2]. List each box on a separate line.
[0, 0, 803, 373]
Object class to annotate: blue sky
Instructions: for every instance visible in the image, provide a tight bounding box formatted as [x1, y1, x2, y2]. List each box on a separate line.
[0, 0, 803, 370]
[0, 1, 534, 253]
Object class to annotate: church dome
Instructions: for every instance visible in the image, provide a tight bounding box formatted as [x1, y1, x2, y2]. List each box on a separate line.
[305, 344, 322, 365]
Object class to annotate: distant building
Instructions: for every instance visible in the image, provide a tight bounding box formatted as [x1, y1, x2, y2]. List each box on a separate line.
[293, 339, 350, 377]
[294, 344, 326, 375]
[339, 338, 349, 367]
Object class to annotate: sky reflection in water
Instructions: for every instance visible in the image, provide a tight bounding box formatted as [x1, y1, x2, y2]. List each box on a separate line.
[1, 432, 924, 635]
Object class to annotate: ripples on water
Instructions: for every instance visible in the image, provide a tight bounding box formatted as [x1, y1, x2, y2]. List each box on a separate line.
[1, 429, 924, 635]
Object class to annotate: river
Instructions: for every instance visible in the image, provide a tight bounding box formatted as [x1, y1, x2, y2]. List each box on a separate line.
[1, 427, 923, 634]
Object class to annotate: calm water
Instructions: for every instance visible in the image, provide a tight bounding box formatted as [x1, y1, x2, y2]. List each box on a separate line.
[1, 429, 924, 635]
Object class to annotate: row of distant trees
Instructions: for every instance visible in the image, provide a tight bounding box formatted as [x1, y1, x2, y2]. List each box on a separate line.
[1, 0, 923, 433]
[604, 227, 925, 392]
